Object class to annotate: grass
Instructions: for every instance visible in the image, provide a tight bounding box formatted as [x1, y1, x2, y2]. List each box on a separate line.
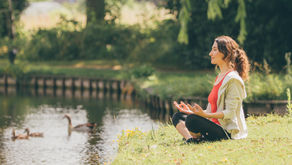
[112, 114, 292, 165]
[0, 59, 123, 79]
[134, 70, 216, 99]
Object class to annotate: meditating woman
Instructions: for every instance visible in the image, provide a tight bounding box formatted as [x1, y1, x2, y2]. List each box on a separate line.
[172, 35, 250, 144]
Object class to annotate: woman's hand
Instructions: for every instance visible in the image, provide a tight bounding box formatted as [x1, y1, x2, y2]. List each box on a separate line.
[173, 101, 194, 115]
[187, 103, 207, 118]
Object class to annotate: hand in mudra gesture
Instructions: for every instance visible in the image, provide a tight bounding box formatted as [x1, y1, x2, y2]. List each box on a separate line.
[173, 101, 206, 117]
[173, 101, 193, 114]
[186, 103, 206, 117]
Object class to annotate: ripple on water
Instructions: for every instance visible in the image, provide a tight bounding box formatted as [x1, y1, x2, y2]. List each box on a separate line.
[1, 103, 160, 164]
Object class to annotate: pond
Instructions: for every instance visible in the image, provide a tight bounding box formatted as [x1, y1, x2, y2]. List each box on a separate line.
[0, 88, 163, 164]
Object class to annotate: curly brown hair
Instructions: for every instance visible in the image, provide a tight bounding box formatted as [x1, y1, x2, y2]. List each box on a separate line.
[215, 36, 250, 81]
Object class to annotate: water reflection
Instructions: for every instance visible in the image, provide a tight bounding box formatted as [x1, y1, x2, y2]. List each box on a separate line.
[0, 90, 161, 165]
[97, 109, 160, 163]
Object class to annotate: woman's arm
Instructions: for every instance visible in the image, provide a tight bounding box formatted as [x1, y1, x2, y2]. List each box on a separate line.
[187, 104, 224, 119]
[204, 111, 224, 119]
[221, 79, 244, 120]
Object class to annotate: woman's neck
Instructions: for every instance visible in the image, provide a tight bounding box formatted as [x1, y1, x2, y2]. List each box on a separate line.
[218, 63, 232, 74]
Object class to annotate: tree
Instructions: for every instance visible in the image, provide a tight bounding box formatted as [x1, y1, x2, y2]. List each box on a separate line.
[86, 0, 105, 25]
[244, 0, 292, 70]
[178, 0, 247, 44]
[0, 0, 28, 64]
[165, 0, 292, 70]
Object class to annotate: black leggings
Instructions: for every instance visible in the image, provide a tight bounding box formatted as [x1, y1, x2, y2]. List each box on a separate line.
[172, 112, 231, 141]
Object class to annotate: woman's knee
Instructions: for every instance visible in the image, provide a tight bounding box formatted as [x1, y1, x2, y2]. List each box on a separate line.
[185, 114, 200, 129]
[172, 112, 185, 127]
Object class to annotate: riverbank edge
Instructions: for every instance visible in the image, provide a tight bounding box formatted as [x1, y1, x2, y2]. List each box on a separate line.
[0, 74, 289, 116]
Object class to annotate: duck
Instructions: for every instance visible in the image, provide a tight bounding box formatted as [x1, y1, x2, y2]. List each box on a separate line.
[25, 128, 44, 137]
[63, 114, 96, 132]
[11, 128, 29, 140]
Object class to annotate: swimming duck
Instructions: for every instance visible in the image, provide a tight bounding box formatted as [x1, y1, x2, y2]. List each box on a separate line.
[25, 128, 44, 137]
[11, 128, 29, 140]
[63, 114, 96, 132]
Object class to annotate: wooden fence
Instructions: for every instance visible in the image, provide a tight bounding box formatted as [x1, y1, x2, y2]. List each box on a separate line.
[0, 75, 289, 117]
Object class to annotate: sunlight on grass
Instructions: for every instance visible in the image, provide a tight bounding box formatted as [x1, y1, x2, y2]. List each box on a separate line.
[113, 115, 292, 165]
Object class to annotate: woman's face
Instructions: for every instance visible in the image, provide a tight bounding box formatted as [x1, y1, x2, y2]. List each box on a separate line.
[209, 42, 225, 65]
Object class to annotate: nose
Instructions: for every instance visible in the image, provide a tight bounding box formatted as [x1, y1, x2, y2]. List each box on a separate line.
[209, 51, 212, 56]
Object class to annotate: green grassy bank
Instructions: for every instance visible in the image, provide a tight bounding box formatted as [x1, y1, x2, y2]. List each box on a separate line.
[0, 60, 122, 79]
[1, 60, 292, 102]
[113, 114, 292, 165]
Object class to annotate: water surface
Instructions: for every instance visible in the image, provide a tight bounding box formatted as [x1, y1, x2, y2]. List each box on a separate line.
[0, 90, 161, 164]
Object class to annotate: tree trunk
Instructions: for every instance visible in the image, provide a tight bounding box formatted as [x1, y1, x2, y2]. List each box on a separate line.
[86, 0, 105, 25]
[7, 0, 16, 64]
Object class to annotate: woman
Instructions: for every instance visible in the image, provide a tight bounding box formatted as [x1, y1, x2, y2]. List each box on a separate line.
[172, 36, 250, 144]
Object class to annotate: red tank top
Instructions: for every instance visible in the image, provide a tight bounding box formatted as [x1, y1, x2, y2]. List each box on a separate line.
[208, 71, 231, 125]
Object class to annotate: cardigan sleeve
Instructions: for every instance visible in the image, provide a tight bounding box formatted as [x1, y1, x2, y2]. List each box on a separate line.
[205, 103, 211, 113]
[222, 79, 245, 120]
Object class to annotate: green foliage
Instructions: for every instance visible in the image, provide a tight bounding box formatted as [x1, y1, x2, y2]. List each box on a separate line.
[245, 0, 292, 70]
[207, 0, 224, 20]
[105, 0, 128, 23]
[133, 69, 291, 102]
[130, 20, 192, 69]
[0, 0, 28, 37]
[150, 74, 213, 99]
[22, 18, 144, 62]
[3, 0, 290, 71]
[164, 0, 241, 69]
[2, 64, 25, 78]
[285, 52, 291, 74]
[0, 59, 122, 79]
[246, 73, 284, 101]
[86, 0, 105, 24]
[23, 28, 76, 60]
[21, 17, 192, 68]
[177, 0, 191, 44]
[287, 88, 292, 116]
[129, 65, 155, 80]
[165, 0, 292, 71]
[178, 0, 247, 44]
[28, 0, 52, 2]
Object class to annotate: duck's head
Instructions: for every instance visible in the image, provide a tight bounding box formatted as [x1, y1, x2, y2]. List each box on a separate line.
[63, 114, 70, 119]
[63, 114, 72, 127]
[87, 123, 97, 129]
[24, 128, 30, 134]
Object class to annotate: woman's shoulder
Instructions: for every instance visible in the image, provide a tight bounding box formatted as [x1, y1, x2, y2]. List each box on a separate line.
[224, 71, 247, 98]
[224, 71, 244, 85]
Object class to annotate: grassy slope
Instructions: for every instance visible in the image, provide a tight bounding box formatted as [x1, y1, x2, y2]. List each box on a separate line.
[113, 115, 292, 165]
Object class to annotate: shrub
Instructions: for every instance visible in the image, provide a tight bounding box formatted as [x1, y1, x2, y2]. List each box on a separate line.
[129, 65, 156, 80]
[2, 64, 25, 78]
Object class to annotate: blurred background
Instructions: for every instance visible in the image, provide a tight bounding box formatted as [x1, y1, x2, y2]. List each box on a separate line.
[0, 0, 290, 71]
[0, 0, 292, 164]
